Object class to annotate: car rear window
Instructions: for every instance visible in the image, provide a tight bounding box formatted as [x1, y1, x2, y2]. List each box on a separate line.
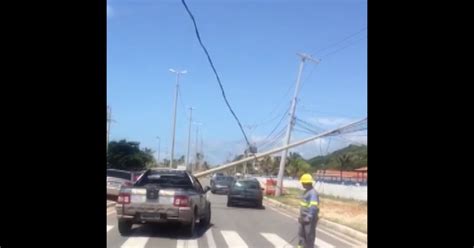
[135, 171, 193, 189]
[233, 180, 260, 190]
[216, 176, 234, 182]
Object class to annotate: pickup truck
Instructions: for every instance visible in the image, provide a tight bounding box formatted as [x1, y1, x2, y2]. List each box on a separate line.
[115, 168, 211, 237]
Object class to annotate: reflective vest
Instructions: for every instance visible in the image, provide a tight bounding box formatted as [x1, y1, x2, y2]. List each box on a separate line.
[299, 187, 320, 220]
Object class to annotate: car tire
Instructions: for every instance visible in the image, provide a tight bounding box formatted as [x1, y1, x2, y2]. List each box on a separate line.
[184, 212, 196, 237]
[256, 200, 263, 209]
[118, 220, 132, 236]
[227, 199, 232, 207]
[200, 203, 211, 227]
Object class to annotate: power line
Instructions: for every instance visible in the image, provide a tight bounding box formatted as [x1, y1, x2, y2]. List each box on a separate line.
[181, 0, 253, 150]
[310, 27, 367, 56]
[320, 36, 367, 59]
[259, 125, 287, 148]
[257, 106, 290, 147]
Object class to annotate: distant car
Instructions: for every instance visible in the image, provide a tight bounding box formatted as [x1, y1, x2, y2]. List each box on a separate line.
[210, 172, 225, 187]
[115, 168, 211, 237]
[211, 176, 234, 194]
[227, 178, 264, 208]
[107, 169, 133, 197]
[211, 172, 224, 180]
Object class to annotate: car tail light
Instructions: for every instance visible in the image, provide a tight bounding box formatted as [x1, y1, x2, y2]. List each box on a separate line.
[173, 195, 189, 207]
[117, 193, 130, 204]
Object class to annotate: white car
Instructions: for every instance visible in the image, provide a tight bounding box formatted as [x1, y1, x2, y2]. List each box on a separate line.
[107, 169, 133, 197]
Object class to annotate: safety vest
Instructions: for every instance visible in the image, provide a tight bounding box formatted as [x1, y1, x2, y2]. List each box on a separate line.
[299, 187, 320, 220]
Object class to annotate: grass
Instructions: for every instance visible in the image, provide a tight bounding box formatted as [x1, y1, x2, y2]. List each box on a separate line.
[267, 187, 367, 233]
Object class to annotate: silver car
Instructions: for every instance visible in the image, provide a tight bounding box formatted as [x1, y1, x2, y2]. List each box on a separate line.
[116, 168, 211, 237]
[107, 169, 133, 197]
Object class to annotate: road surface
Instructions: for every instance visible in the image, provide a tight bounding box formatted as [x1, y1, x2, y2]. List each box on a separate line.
[107, 178, 366, 248]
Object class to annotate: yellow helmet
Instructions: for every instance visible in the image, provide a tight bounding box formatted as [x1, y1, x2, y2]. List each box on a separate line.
[299, 173, 314, 184]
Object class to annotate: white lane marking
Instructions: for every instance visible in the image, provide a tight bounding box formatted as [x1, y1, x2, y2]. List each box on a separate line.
[221, 230, 248, 248]
[107, 225, 114, 232]
[317, 228, 357, 247]
[318, 227, 365, 246]
[120, 237, 149, 248]
[205, 229, 217, 248]
[260, 233, 291, 248]
[267, 204, 364, 247]
[176, 239, 199, 248]
[315, 238, 335, 248]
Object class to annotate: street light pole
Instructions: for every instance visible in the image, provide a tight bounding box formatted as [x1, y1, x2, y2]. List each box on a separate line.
[275, 53, 319, 196]
[169, 68, 187, 168]
[185, 107, 194, 172]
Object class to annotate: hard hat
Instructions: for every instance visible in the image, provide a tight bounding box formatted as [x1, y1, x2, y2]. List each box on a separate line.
[299, 173, 314, 184]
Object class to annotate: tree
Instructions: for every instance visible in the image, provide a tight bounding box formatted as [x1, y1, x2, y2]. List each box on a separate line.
[337, 154, 353, 182]
[286, 158, 311, 178]
[107, 139, 155, 171]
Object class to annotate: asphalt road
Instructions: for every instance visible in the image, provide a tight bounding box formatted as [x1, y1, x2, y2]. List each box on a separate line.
[107, 177, 366, 248]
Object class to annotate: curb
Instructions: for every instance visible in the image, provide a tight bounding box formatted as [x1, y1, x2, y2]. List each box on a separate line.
[263, 196, 367, 244]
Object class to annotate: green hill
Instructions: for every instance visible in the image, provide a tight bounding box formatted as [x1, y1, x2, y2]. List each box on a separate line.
[307, 144, 367, 171]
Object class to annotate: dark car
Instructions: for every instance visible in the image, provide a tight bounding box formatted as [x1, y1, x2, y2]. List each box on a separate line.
[227, 178, 264, 208]
[211, 176, 234, 194]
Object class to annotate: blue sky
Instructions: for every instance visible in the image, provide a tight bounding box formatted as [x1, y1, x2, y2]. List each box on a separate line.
[107, 0, 367, 165]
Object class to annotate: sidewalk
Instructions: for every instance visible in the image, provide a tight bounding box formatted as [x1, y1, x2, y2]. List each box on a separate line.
[263, 196, 367, 244]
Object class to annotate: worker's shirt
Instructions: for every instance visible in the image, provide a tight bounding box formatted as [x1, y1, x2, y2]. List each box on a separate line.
[299, 187, 320, 220]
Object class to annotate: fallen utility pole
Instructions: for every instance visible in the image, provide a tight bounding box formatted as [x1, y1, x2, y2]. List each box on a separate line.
[193, 117, 367, 178]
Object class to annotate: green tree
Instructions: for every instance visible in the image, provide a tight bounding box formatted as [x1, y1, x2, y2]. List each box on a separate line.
[337, 154, 353, 182]
[107, 139, 155, 171]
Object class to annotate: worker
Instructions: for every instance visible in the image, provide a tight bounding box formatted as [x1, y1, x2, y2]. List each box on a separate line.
[297, 173, 320, 248]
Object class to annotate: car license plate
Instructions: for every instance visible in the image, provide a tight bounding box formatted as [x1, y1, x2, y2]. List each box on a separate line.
[131, 195, 146, 203]
[141, 213, 160, 220]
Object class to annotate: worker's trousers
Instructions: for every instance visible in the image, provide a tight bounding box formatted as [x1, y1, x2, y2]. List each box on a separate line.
[297, 217, 318, 248]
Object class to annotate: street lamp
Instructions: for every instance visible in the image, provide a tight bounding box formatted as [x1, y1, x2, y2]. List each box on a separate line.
[169, 68, 187, 168]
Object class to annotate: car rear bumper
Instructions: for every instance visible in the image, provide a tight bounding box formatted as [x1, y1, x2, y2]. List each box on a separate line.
[116, 204, 194, 224]
[107, 187, 120, 196]
[228, 196, 262, 204]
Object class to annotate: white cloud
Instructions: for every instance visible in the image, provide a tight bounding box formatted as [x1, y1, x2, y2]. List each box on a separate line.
[311, 117, 357, 128]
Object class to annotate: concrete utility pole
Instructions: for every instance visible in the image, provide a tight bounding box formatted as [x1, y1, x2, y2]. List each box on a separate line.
[185, 107, 194, 172]
[275, 53, 319, 196]
[193, 117, 367, 178]
[106, 105, 116, 154]
[169, 68, 187, 168]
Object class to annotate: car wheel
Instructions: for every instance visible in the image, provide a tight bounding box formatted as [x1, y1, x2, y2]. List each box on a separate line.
[200, 203, 211, 227]
[227, 199, 232, 207]
[211, 190, 215, 194]
[184, 212, 196, 237]
[118, 220, 132, 236]
[256, 200, 263, 209]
